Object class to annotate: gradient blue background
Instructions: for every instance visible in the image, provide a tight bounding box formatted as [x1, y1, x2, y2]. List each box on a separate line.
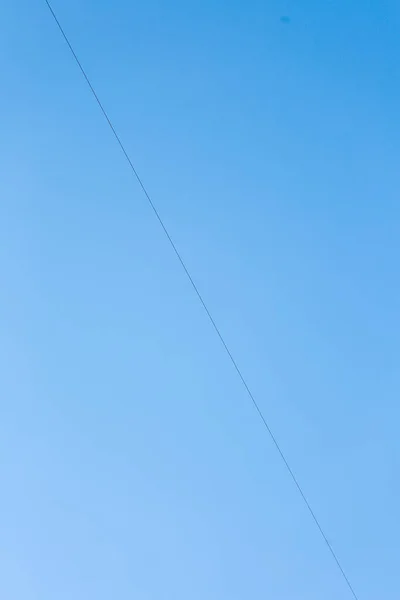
[1, 1, 399, 598]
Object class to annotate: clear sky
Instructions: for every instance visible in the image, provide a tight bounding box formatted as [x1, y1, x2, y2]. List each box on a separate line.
[1, 1, 399, 598]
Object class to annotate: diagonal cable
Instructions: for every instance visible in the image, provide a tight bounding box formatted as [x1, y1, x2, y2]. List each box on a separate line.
[43, 2, 359, 598]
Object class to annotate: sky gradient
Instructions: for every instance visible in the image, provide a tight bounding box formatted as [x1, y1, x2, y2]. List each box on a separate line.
[1, 1, 400, 598]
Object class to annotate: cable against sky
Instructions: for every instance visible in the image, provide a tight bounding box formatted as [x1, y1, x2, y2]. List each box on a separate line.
[43, 2, 359, 598]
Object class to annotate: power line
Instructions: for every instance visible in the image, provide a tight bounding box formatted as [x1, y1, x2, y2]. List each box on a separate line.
[43, 2, 359, 598]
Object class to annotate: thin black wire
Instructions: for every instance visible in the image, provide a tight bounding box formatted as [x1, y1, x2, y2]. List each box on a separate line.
[44, 2, 359, 598]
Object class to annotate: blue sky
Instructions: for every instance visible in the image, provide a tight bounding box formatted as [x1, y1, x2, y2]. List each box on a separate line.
[1, 1, 400, 598]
